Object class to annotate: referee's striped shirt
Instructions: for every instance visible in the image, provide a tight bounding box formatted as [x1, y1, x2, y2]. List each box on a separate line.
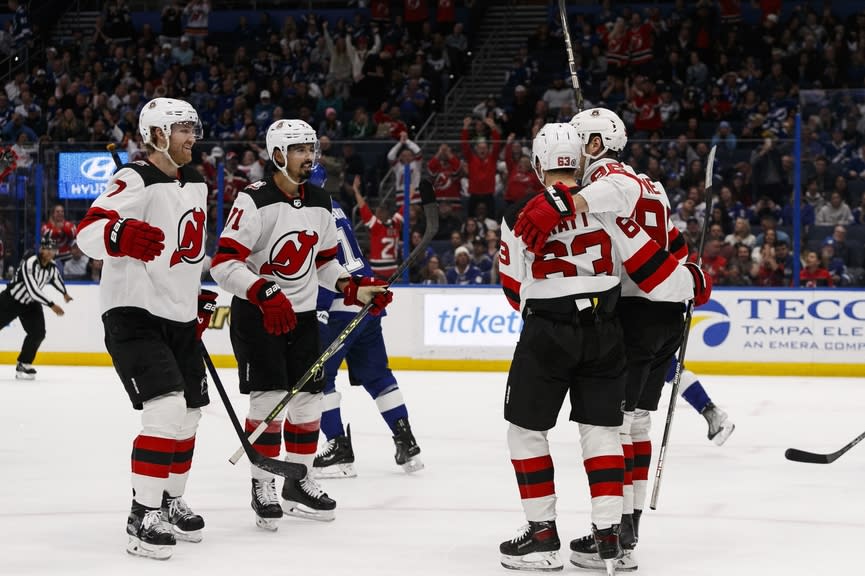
[8, 254, 67, 306]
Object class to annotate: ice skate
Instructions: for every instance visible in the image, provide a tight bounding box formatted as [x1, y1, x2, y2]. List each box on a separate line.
[313, 424, 357, 479]
[392, 418, 424, 473]
[161, 492, 204, 542]
[499, 520, 562, 572]
[15, 362, 35, 380]
[281, 475, 336, 521]
[702, 402, 735, 446]
[570, 514, 638, 572]
[251, 478, 283, 531]
[126, 502, 175, 560]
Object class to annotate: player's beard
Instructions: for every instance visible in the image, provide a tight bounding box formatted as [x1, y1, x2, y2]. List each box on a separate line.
[298, 162, 313, 180]
[169, 141, 194, 166]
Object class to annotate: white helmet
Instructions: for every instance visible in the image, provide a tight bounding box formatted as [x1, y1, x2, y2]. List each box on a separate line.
[532, 122, 582, 183]
[570, 107, 627, 156]
[266, 119, 320, 183]
[138, 97, 202, 144]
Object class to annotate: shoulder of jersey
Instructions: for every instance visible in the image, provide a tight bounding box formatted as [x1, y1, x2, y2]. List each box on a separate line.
[303, 183, 333, 211]
[118, 161, 205, 186]
[502, 191, 543, 230]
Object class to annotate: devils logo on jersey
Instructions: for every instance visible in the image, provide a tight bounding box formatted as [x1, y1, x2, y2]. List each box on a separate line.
[170, 207, 206, 267]
[259, 230, 319, 280]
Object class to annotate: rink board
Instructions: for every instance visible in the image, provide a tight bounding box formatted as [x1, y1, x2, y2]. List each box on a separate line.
[0, 285, 863, 376]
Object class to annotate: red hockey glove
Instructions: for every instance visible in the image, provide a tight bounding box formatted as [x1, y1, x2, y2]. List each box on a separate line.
[247, 279, 297, 335]
[195, 289, 218, 340]
[105, 218, 165, 262]
[684, 262, 712, 307]
[342, 276, 393, 316]
[513, 182, 576, 253]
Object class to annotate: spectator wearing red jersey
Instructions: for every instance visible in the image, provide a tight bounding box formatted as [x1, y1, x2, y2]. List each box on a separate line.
[427, 142, 463, 207]
[628, 12, 655, 73]
[460, 115, 501, 220]
[41, 204, 76, 268]
[700, 239, 728, 285]
[630, 76, 663, 136]
[352, 176, 403, 281]
[504, 152, 542, 206]
[800, 250, 834, 288]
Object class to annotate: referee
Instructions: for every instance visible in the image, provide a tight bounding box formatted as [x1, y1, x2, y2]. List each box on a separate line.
[0, 233, 72, 379]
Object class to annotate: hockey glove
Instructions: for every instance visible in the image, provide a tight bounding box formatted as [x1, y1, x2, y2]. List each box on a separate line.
[106, 218, 165, 262]
[342, 276, 393, 316]
[684, 262, 712, 307]
[247, 279, 297, 335]
[513, 182, 576, 253]
[195, 289, 218, 340]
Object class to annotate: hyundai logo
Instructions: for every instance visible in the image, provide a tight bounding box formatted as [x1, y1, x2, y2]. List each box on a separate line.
[79, 156, 116, 181]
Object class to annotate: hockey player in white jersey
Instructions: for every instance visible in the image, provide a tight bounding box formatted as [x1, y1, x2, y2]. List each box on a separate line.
[497, 122, 711, 574]
[209, 119, 391, 530]
[77, 98, 215, 560]
[515, 107, 730, 571]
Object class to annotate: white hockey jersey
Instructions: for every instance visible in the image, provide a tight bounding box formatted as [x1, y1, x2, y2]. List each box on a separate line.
[576, 158, 690, 297]
[209, 178, 347, 313]
[499, 188, 695, 313]
[77, 161, 207, 323]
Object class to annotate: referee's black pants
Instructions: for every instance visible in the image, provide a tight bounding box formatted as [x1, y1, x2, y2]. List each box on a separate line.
[0, 290, 46, 363]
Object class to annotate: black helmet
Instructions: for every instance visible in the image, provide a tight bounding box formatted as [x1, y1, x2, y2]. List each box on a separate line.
[40, 232, 57, 251]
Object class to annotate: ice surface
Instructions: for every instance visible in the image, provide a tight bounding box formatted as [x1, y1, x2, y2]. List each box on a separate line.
[0, 366, 862, 575]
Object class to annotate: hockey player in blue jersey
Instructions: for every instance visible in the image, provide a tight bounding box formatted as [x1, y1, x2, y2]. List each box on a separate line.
[310, 165, 423, 477]
[665, 357, 735, 445]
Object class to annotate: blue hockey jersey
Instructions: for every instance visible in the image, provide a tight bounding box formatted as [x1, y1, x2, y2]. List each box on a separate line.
[316, 199, 378, 316]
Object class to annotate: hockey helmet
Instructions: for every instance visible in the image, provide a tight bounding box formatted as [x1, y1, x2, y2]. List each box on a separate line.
[570, 107, 627, 156]
[531, 122, 582, 183]
[138, 98, 202, 144]
[40, 231, 57, 251]
[266, 119, 320, 171]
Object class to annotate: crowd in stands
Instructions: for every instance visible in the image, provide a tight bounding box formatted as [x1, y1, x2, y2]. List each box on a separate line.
[3, 0, 865, 288]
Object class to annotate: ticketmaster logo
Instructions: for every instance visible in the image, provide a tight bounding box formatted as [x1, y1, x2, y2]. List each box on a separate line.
[436, 306, 522, 334]
[424, 294, 523, 347]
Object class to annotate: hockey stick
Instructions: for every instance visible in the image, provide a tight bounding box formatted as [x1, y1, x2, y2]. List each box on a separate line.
[557, 0, 583, 112]
[785, 430, 865, 464]
[650, 145, 717, 510]
[106, 143, 123, 174]
[200, 343, 307, 478]
[228, 179, 440, 465]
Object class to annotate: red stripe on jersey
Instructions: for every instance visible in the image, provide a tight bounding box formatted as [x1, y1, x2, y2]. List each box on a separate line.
[583, 455, 624, 473]
[518, 480, 556, 499]
[512, 454, 553, 474]
[639, 254, 678, 293]
[589, 481, 624, 498]
[500, 272, 522, 311]
[668, 227, 688, 261]
[623, 241, 657, 273]
[211, 237, 252, 268]
[315, 245, 338, 268]
[283, 420, 320, 455]
[77, 206, 120, 233]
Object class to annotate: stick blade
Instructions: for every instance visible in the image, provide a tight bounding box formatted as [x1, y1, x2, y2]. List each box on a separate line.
[252, 455, 308, 479]
[418, 178, 436, 205]
[784, 448, 831, 464]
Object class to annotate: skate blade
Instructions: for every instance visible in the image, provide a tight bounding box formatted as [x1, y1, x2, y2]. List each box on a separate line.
[710, 422, 736, 446]
[126, 535, 173, 560]
[501, 550, 563, 571]
[281, 501, 335, 522]
[169, 526, 202, 543]
[255, 516, 280, 531]
[399, 456, 424, 474]
[14, 373, 35, 381]
[312, 463, 357, 479]
[569, 552, 637, 572]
